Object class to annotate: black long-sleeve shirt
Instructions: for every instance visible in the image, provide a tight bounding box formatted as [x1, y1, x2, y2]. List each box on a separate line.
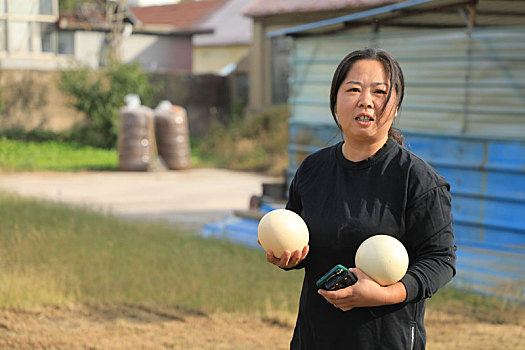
[285, 138, 456, 350]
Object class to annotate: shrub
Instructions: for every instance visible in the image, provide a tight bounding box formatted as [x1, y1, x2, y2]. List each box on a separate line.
[197, 104, 290, 176]
[60, 62, 160, 149]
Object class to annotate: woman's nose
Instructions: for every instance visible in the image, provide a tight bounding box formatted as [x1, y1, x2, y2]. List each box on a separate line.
[358, 91, 373, 108]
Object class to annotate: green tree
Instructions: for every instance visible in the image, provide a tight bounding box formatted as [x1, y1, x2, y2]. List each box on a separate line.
[60, 62, 160, 149]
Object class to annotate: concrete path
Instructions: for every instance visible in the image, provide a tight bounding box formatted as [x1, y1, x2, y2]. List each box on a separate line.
[0, 168, 279, 231]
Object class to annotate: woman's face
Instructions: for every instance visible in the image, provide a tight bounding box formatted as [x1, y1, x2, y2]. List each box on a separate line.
[335, 59, 398, 144]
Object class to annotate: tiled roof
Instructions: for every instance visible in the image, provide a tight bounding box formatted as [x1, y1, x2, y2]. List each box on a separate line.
[244, 0, 396, 17]
[131, 0, 227, 30]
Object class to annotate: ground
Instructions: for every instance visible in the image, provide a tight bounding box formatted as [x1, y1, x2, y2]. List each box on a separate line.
[0, 304, 523, 349]
[0, 169, 282, 230]
[0, 170, 523, 349]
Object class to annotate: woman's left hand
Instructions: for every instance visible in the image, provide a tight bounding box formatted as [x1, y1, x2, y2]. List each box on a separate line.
[317, 268, 406, 312]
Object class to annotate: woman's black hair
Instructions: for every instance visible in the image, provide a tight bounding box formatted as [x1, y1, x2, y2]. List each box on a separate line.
[329, 48, 405, 145]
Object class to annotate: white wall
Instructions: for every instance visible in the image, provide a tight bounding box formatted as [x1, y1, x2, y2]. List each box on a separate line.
[122, 34, 192, 72]
[128, 0, 180, 7]
[74, 31, 106, 69]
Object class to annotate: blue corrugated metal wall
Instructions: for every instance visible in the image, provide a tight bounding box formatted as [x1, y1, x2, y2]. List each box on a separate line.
[287, 122, 525, 299]
[287, 26, 525, 299]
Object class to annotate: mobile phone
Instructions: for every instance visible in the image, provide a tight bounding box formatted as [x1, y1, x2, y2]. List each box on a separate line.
[316, 264, 358, 290]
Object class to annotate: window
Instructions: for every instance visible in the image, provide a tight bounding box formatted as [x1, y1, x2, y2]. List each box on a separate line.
[2, 1, 62, 55]
[0, 20, 6, 51]
[40, 22, 54, 53]
[11, 0, 39, 15]
[9, 21, 32, 52]
[58, 31, 74, 55]
[39, 0, 53, 15]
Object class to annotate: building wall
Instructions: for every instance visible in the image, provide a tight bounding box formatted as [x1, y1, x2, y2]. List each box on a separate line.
[247, 8, 375, 110]
[73, 31, 106, 69]
[288, 27, 525, 138]
[0, 70, 84, 132]
[287, 25, 525, 299]
[0, 0, 61, 70]
[123, 34, 192, 72]
[128, 0, 180, 6]
[0, 70, 230, 137]
[193, 45, 250, 74]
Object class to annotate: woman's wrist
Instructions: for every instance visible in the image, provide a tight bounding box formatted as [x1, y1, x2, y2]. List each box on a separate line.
[382, 281, 407, 305]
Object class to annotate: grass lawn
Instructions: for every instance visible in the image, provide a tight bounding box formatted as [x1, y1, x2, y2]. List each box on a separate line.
[0, 138, 118, 172]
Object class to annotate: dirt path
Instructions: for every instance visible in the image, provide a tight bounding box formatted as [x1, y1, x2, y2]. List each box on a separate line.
[0, 168, 279, 230]
[0, 305, 293, 349]
[0, 304, 523, 349]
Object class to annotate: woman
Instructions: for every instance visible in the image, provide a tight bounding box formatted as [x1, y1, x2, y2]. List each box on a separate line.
[261, 48, 456, 349]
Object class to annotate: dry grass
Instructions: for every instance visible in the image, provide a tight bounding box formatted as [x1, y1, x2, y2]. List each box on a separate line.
[0, 191, 303, 314]
[0, 300, 523, 350]
[195, 104, 290, 176]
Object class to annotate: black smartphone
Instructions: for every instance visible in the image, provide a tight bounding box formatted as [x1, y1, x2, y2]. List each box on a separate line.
[316, 264, 358, 290]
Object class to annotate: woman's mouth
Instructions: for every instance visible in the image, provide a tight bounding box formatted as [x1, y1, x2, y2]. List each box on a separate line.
[355, 115, 373, 122]
[355, 113, 374, 122]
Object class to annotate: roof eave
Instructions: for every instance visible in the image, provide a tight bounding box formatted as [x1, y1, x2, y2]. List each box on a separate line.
[266, 0, 459, 37]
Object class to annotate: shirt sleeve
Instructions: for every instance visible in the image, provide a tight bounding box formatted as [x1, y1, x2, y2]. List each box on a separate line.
[400, 185, 457, 303]
[286, 175, 302, 214]
[281, 173, 308, 270]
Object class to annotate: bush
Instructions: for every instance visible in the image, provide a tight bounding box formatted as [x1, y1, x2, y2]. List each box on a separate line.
[196, 104, 290, 176]
[0, 127, 61, 143]
[60, 62, 160, 149]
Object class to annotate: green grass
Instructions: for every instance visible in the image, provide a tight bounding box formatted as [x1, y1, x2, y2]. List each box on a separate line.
[0, 192, 303, 316]
[0, 137, 118, 172]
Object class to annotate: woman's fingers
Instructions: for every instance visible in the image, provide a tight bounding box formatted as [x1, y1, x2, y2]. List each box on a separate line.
[279, 250, 292, 267]
[318, 287, 356, 311]
[287, 249, 302, 267]
[263, 245, 309, 268]
[301, 245, 309, 260]
[266, 250, 279, 264]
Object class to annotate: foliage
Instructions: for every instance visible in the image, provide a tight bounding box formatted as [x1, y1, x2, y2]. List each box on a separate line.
[60, 62, 160, 149]
[59, 0, 100, 13]
[196, 104, 290, 176]
[0, 137, 118, 172]
[0, 127, 64, 143]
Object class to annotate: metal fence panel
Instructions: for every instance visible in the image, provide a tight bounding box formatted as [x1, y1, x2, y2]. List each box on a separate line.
[288, 26, 525, 299]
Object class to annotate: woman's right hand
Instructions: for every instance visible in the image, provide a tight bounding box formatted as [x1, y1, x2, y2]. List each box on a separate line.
[258, 239, 309, 268]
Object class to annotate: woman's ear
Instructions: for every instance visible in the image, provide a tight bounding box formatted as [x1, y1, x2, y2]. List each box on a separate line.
[394, 108, 399, 118]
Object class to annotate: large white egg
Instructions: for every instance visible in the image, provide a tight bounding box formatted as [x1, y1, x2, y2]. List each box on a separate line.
[257, 209, 309, 258]
[355, 235, 409, 286]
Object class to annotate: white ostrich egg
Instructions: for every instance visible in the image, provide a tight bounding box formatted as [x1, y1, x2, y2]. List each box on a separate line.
[355, 235, 409, 286]
[257, 209, 309, 258]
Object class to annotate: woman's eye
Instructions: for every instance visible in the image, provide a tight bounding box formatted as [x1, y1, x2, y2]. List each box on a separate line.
[375, 90, 387, 94]
[346, 88, 359, 92]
